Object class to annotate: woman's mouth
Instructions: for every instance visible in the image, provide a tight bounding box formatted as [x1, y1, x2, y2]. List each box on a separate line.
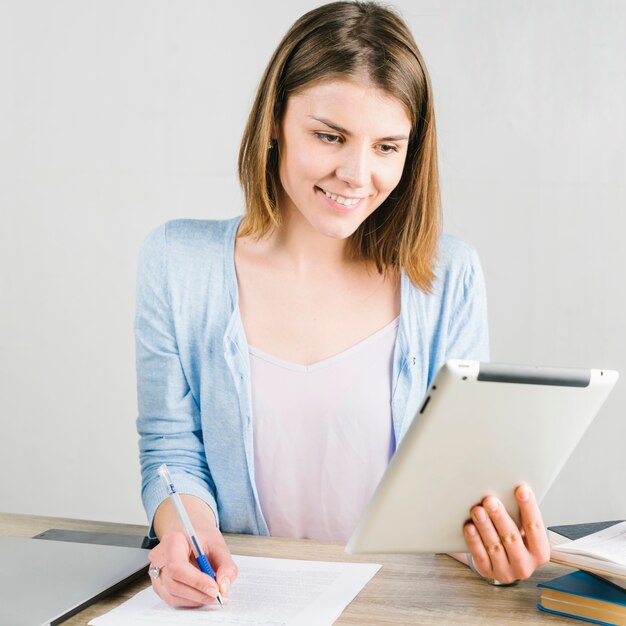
[315, 186, 364, 210]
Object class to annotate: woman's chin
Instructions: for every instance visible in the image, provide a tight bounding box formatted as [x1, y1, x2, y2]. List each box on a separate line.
[312, 222, 360, 241]
[300, 211, 366, 241]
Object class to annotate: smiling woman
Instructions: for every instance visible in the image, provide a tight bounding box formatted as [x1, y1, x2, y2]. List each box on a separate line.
[135, 0, 549, 610]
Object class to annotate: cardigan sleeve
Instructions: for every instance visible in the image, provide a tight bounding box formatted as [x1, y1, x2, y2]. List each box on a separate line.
[444, 245, 490, 362]
[135, 222, 219, 535]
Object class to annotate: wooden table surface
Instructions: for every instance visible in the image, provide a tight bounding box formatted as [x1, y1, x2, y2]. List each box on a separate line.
[1, 512, 576, 625]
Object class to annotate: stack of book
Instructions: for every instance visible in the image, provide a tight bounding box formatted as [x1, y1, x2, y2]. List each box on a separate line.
[537, 520, 626, 625]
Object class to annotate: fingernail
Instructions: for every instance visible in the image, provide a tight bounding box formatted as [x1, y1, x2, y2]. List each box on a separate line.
[204, 587, 217, 598]
[485, 498, 499, 513]
[517, 485, 529, 501]
[220, 577, 231, 594]
[473, 507, 486, 522]
[465, 523, 477, 536]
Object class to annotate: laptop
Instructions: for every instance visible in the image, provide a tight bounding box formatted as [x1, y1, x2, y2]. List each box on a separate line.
[0, 535, 150, 626]
[346, 360, 618, 554]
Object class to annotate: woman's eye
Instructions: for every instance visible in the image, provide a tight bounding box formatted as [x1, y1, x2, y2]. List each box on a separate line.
[315, 132, 342, 144]
[379, 144, 399, 154]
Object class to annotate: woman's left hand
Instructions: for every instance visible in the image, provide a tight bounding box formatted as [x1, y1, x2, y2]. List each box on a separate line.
[463, 484, 550, 583]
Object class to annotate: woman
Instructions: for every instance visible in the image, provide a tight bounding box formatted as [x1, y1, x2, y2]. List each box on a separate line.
[135, 1, 550, 608]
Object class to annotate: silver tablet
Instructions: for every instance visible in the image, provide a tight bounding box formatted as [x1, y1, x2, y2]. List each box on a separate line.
[346, 360, 618, 554]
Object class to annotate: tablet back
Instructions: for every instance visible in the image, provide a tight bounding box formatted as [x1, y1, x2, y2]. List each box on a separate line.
[346, 360, 618, 554]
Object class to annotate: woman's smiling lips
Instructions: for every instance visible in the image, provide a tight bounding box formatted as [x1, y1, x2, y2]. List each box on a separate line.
[315, 186, 366, 211]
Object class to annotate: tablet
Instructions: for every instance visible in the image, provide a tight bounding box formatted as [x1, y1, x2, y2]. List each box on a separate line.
[346, 360, 618, 554]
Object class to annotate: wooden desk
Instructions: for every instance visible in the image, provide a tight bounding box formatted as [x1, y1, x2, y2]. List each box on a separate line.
[1, 512, 574, 625]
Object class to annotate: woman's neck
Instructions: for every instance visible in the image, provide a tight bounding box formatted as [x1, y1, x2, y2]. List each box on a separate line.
[261, 204, 355, 277]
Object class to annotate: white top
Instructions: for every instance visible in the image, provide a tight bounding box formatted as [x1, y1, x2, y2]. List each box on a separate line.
[249, 317, 399, 541]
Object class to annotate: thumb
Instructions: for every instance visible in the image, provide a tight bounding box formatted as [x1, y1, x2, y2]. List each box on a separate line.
[209, 549, 238, 595]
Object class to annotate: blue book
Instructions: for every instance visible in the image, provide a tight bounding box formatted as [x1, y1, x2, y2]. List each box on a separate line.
[537, 570, 626, 625]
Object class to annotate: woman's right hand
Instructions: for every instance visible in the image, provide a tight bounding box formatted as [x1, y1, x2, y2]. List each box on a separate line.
[148, 526, 238, 607]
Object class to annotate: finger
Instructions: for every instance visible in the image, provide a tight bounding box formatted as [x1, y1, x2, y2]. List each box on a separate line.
[516, 485, 550, 565]
[152, 579, 209, 608]
[482, 497, 526, 560]
[160, 571, 219, 606]
[209, 546, 238, 597]
[167, 560, 221, 599]
[463, 522, 492, 578]
[200, 534, 238, 597]
[471, 504, 511, 577]
[482, 496, 534, 580]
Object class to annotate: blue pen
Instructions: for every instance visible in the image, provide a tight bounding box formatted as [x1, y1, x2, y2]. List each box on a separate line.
[158, 463, 223, 606]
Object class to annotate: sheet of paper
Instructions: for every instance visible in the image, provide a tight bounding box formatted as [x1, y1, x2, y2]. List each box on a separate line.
[89, 554, 381, 626]
[556, 521, 626, 565]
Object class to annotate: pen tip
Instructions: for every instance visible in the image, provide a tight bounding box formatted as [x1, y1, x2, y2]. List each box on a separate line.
[217, 592, 223, 606]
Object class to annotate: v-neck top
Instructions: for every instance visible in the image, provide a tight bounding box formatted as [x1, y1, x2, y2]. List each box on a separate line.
[135, 217, 490, 536]
[249, 317, 399, 540]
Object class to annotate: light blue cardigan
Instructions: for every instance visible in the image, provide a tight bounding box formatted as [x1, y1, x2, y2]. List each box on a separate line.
[135, 217, 489, 536]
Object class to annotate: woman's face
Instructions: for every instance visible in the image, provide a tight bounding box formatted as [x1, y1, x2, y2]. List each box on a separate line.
[277, 79, 412, 241]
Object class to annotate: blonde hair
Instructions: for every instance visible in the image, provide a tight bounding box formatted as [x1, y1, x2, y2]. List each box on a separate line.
[238, 1, 441, 292]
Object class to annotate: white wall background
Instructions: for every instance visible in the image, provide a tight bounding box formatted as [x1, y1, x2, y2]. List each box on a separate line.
[1, 0, 624, 527]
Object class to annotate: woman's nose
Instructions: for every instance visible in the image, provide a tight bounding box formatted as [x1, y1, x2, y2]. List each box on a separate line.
[336, 145, 370, 189]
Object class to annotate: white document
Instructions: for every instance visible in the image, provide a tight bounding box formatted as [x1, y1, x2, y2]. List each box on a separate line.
[554, 521, 626, 565]
[89, 554, 381, 626]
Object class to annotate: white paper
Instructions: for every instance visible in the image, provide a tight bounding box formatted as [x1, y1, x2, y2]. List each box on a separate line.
[89, 554, 380, 626]
[555, 521, 626, 565]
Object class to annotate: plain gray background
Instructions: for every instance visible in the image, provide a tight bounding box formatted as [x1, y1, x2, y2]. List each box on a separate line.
[1, 0, 624, 527]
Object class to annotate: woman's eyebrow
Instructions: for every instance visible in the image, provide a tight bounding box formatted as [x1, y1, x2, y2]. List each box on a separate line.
[308, 116, 409, 142]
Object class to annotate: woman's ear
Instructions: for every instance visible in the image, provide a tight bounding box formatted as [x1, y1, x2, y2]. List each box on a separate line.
[269, 123, 279, 150]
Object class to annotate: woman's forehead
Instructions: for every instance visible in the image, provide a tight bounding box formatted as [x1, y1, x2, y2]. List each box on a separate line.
[284, 79, 412, 134]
